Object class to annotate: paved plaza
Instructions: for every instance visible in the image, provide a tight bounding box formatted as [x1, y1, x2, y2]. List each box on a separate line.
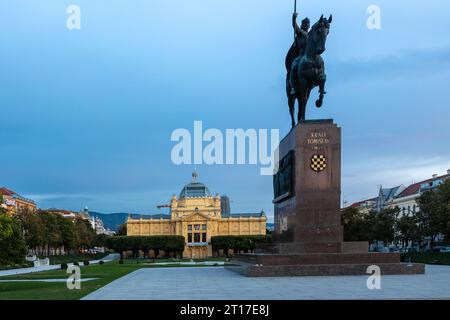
[83, 265, 450, 300]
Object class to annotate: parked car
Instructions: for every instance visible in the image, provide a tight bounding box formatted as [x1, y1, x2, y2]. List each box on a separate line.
[439, 247, 450, 253]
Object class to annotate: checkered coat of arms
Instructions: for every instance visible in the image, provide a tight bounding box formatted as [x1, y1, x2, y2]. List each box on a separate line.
[310, 154, 327, 172]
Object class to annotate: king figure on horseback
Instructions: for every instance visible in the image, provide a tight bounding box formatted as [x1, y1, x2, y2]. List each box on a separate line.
[286, 13, 332, 128]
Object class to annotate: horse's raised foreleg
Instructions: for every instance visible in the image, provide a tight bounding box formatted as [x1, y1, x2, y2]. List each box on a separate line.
[316, 78, 326, 108]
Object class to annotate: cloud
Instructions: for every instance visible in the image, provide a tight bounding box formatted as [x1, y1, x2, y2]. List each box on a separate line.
[329, 46, 450, 82]
[342, 156, 450, 204]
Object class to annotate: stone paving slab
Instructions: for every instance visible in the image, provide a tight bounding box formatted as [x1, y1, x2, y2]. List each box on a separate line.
[82, 265, 450, 300]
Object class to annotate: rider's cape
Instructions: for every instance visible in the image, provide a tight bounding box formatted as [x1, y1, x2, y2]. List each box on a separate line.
[285, 42, 299, 72]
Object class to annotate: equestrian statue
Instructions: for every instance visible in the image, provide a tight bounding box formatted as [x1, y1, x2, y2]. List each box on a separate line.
[286, 11, 332, 127]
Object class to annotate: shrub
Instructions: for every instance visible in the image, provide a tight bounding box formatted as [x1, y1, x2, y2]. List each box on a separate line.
[61, 263, 68, 270]
[119, 259, 124, 264]
[99, 260, 104, 265]
[211, 235, 272, 254]
[83, 260, 90, 266]
[106, 235, 185, 259]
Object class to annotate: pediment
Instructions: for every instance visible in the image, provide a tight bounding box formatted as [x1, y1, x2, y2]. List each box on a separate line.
[181, 212, 210, 221]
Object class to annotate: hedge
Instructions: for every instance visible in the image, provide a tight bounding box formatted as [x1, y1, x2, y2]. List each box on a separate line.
[211, 235, 272, 254]
[105, 236, 185, 259]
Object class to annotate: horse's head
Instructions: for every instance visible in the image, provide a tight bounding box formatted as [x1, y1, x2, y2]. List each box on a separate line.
[309, 15, 332, 55]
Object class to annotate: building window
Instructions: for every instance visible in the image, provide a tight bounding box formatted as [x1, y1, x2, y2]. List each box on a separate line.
[188, 224, 207, 244]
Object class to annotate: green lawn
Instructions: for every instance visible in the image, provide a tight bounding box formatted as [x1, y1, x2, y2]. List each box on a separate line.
[0, 253, 109, 271]
[0, 262, 33, 271]
[40, 253, 109, 265]
[0, 258, 228, 300]
[0, 261, 141, 300]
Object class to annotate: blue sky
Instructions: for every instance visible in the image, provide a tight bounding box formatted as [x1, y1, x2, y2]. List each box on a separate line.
[1, 0, 450, 221]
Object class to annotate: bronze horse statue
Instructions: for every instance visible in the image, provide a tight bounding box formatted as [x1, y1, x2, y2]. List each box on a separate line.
[286, 15, 332, 127]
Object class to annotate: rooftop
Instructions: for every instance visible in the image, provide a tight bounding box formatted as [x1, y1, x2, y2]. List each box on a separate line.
[129, 214, 171, 220]
[179, 182, 212, 199]
[0, 187, 36, 205]
[221, 212, 266, 218]
[350, 198, 377, 208]
[179, 170, 212, 199]
[398, 173, 450, 198]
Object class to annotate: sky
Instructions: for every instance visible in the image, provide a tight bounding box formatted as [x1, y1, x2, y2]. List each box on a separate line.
[1, 0, 450, 222]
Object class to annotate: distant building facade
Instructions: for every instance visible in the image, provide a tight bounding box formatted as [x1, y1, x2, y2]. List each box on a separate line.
[0, 187, 36, 214]
[46, 206, 113, 234]
[46, 208, 77, 218]
[126, 173, 266, 258]
[350, 170, 450, 217]
[220, 195, 231, 215]
[90, 215, 115, 235]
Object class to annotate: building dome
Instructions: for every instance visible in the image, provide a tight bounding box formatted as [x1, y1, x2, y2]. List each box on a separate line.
[179, 182, 212, 198]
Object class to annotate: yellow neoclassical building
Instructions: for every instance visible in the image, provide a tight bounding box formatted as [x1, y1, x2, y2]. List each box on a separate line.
[126, 172, 266, 258]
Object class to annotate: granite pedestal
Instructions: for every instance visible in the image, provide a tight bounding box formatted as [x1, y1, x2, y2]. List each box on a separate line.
[228, 120, 424, 276]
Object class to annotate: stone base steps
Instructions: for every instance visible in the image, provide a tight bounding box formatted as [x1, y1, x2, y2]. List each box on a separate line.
[226, 261, 425, 277]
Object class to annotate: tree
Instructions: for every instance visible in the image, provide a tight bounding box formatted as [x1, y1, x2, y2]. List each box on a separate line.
[445, 203, 450, 241]
[438, 181, 450, 241]
[211, 235, 271, 256]
[105, 236, 185, 259]
[74, 217, 96, 252]
[116, 223, 127, 236]
[341, 207, 397, 246]
[0, 195, 7, 215]
[0, 215, 27, 266]
[341, 207, 370, 242]
[105, 236, 127, 260]
[94, 233, 109, 248]
[395, 214, 420, 249]
[0, 213, 14, 241]
[56, 214, 76, 254]
[40, 212, 62, 255]
[417, 188, 450, 248]
[370, 208, 397, 245]
[17, 209, 45, 255]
